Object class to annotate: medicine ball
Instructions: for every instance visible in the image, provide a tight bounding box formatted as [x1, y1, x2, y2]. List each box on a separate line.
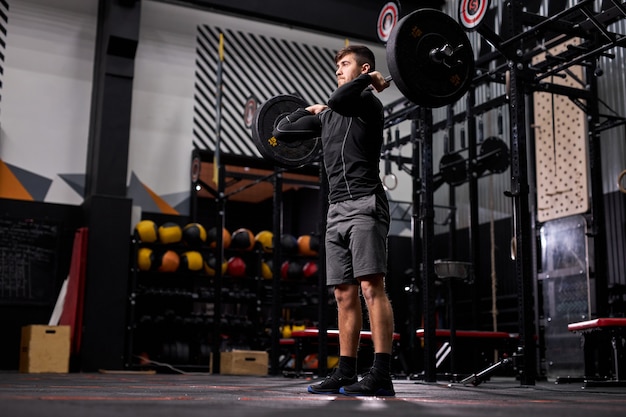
[204, 253, 228, 276]
[134, 220, 158, 243]
[255, 230, 274, 253]
[280, 234, 299, 255]
[182, 223, 207, 246]
[260, 260, 273, 279]
[179, 250, 204, 272]
[281, 260, 302, 280]
[207, 227, 232, 249]
[302, 261, 319, 279]
[158, 222, 183, 244]
[227, 256, 247, 277]
[280, 260, 290, 280]
[230, 228, 255, 251]
[158, 250, 180, 272]
[137, 247, 154, 271]
[297, 234, 320, 257]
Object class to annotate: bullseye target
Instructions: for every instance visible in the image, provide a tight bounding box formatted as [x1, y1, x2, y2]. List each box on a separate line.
[243, 95, 258, 129]
[377, 2, 399, 42]
[458, 0, 490, 31]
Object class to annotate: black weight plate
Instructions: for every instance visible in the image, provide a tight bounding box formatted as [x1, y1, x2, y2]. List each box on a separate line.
[479, 136, 509, 173]
[251, 94, 322, 168]
[439, 152, 467, 185]
[387, 9, 475, 108]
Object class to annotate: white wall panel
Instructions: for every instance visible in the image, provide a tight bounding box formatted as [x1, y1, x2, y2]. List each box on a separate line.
[0, 0, 97, 204]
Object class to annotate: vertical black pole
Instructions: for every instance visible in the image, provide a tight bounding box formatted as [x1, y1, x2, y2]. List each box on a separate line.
[507, 0, 537, 386]
[211, 33, 225, 374]
[446, 104, 458, 259]
[81, 0, 139, 372]
[317, 167, 330, 377]
[420, 107, 437, 382]
[466, 88, 481, 330]
[586, 60, 608, 318]
[409, 119, 421, 373]
[270, 170, 283, 375]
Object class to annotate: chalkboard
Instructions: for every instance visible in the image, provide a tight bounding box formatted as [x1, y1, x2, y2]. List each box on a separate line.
[0, 216, 60, 305]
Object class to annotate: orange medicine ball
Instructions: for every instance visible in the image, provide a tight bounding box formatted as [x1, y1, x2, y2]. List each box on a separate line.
[208, 227, 231, 249]
[297, 234, 319, 257]
[158, 250, 180, 272]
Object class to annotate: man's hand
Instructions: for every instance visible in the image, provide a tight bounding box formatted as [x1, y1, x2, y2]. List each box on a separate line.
[369, 71, 391, 93]
[306, 104, 328, 114]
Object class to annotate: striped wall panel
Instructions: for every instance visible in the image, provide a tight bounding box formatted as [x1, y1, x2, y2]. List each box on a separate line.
[193, 25, 338, 158]
[0, 0, 8, 107]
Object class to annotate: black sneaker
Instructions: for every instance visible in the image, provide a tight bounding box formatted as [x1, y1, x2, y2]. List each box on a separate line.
[307, 369, 357, 394]
[339, 371, 395, 397]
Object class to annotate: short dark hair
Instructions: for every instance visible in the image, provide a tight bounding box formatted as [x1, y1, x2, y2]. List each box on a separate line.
[335, 45, 376, 71]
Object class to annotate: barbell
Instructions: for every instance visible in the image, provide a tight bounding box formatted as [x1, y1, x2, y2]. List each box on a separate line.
[251, 8, 476, 168]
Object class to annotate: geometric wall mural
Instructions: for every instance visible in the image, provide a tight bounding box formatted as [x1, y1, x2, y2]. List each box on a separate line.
[0, 160, 52, 201]
[3, 162, 186, 215]
[193, 24, 337, 156]
[57, 173, 85, 197]
[126, 172, 181, 215]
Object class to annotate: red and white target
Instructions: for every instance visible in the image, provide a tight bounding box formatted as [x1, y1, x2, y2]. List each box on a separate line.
[243, 96, 257, 129]
[377, 2, 399, 43]
[458, 0, 490, 31]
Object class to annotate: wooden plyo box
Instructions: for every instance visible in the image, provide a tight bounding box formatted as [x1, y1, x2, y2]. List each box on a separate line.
[220, 350, 268, 376]
[19, 325, 70, 373]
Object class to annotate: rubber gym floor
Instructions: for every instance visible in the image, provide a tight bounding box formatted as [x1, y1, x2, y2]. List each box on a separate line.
[1, 372, 625, 417]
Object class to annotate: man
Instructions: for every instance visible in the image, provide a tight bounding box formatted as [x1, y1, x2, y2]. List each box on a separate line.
[272, 45, 395, 397]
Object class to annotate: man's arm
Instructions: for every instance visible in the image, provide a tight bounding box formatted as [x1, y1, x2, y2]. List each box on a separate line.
[272, 107, 323, 142]
[327, 72, 389, 116]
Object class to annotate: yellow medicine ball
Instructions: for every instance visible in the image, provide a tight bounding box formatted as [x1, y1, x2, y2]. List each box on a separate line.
[255, 230, 274, 253]
[180, 251, 204, 272]
[135, 220, 158, 243]
[261, 260, 273, 279]
[137, 247, 154, 271]
[158, 222, 183, 244]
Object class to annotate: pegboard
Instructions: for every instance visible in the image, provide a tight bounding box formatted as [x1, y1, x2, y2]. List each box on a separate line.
[532, 38, 589, 222]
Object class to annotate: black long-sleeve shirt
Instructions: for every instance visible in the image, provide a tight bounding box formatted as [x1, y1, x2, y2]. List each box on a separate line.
[273, 73, 385, 204]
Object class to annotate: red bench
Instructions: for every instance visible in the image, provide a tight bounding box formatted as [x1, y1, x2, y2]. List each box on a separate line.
[415, 328, 518, 376]
[291, 328, 401, 341]
[415, 329, 516, 339]
[281, 328, 401, 375]
[568, 318, 626, 386]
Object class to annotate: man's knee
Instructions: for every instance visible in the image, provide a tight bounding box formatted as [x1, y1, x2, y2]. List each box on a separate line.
[334, 284, 359, 307]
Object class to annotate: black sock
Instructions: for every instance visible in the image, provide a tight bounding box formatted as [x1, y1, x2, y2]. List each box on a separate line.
[372, 353, 391, 376]
[338, 356, 357, 376]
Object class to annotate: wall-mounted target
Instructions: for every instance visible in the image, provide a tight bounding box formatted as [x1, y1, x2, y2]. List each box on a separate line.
[458, 0, 491, 31]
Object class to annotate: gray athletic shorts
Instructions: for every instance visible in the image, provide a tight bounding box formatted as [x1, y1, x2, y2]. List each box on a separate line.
[325, 193, 390, 286]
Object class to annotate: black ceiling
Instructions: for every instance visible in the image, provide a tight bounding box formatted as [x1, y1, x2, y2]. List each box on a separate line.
[157, 0, 445, 43]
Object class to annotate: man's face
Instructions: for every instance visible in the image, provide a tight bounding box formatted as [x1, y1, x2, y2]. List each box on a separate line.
[335, 53, 369, 87]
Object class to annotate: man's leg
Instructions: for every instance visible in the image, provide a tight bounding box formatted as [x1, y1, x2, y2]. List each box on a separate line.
[307, 284, 360, 394]
[339, 274, 396, 397]
[335, 284, 362, 357]
[360, 275, 394, 354]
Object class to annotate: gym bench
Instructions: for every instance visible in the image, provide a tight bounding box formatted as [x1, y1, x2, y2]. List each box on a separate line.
[415, 328, 518, 380]
[281, 328, 401, 376]
[568, 318, 626, 387]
